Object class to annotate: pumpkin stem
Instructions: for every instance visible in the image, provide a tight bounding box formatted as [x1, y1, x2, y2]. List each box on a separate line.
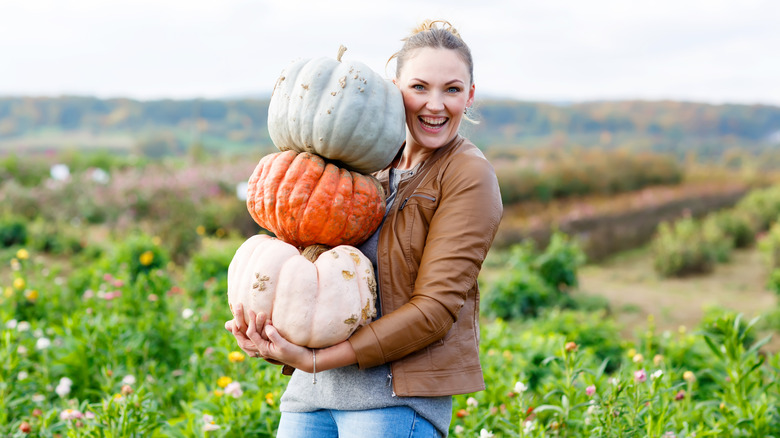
[302, 244, 332, 262]
[336, 45, 347, 62]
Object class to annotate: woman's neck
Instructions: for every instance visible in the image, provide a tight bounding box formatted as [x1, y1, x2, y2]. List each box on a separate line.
[395, 135, 459, 170]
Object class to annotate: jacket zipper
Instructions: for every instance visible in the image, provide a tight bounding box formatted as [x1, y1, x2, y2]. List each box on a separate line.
[399, 193, 436, 210]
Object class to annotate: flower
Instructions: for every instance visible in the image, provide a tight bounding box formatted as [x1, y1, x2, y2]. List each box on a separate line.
[653, 354, 664, 365]
[228, 351, 245, 363]
[60, 409, 84, 420]
[16, 248, 30, 260]
[265, 392, 275, 406]
[203, 414, 220, 431]
[217, 376, 232, 388]
[4, 286, 13, 297]
[634, 369, 647, 383]
[627, 348, 637, 357]
[454, 425, 464, 434]
[35, 337, 51, 350]
[523, 420, 537, 434]
[19, 421, 31, 433]
[514, 381, 528, 394]
[121, 385, 133, 395]
[122, 375, 136, 385]
[480, 429, 494, 438]
[182, 308, 195, 319]
[467, 397, 479, 408]
[456, 409, 468, 418]
[17, 321, 31, 332]
[675, 390, 686, 401]
[651, 370, 664, 380]
[13, 277, 26, 290]
[683, 371, 696, 382]
[18, 371, 28, 380]
[31, 394, 45, 403]
[55, 382, 72, 397]
[565, 341, 578, 352]
[632, 353, 644, 363]
[6, 319, 17, 329]
[586, 385, 596, 397]
[139, 251, 154, 266]
[225, 381, 243, 398]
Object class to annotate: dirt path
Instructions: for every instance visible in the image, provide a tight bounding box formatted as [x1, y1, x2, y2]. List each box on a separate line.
[576, 247, 778, 340]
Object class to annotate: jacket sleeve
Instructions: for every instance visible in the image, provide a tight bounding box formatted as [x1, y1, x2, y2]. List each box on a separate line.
[348, 150, 503, 368]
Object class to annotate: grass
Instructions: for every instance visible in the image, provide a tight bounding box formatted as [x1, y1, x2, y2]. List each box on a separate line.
[576, 244, 778, 342]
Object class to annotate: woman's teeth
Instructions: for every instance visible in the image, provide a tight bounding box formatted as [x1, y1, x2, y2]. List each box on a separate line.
[420, 116, 447, 127]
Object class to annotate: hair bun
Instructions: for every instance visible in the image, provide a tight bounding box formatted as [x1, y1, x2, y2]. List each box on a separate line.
[410, 19, 462, 40]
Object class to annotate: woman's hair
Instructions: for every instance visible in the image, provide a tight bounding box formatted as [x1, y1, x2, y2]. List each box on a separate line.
[388, 19, 474, 86]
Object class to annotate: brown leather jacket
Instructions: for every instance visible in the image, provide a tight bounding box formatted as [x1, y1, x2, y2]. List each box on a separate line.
[347, 135, 503, 397]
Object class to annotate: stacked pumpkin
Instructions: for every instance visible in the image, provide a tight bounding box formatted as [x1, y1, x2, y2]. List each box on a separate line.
[227, 46, 406, 348]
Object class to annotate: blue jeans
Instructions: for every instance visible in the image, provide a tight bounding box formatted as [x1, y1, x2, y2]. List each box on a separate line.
[276, 407, 442, 438]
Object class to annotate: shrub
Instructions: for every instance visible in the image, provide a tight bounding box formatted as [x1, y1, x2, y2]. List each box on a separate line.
[0, 216, 28, 247]
[651, 217, 717, 277]
[709, 209, 756, 248]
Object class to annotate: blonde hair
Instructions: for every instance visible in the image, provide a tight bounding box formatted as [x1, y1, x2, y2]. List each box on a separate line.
[388, 19, 474, 86]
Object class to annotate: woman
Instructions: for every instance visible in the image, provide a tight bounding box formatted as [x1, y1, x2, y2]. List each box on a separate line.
[227, 19, 503, 437]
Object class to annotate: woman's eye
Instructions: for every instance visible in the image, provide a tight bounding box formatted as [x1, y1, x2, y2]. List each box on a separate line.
[447, 87, 461, 93]
[412, 84, 425, 91]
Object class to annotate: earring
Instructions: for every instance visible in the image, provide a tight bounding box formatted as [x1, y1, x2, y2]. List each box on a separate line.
[464, 107, 468, 115]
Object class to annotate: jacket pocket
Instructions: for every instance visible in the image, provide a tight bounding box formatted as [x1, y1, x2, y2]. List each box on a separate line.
[399, 191, 438, 211]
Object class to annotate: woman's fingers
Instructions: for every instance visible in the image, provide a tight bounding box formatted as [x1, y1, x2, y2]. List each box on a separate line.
[233, 303, 247, 332]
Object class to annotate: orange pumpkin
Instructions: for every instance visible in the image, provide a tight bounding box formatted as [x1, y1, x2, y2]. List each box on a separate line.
[247, 150, 385, 248]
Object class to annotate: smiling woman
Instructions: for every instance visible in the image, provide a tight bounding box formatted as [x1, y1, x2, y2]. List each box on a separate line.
[226, 19, 503, 438]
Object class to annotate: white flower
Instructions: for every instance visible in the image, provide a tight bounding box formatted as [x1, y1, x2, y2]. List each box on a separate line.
[17, 371, 28, 380]
[182, 308, 195, 319]
[652, 370, 664, 380]
[122, 375, 136, 386]
[467, 396, 478, 408]
[55, 383, 71, 397]
[31, 394, 45, 403]
[514, 381, 528, 394]
[17, 345, 28, 355]
[59, 377, 73, 387]
[5, 319, 17, 329]
[480, 429, 494, 438]
[17, 321, 31, 332]
[454, 425, 464, 434]
[203, 414, 220, 431]
[36, 337, 51, 350]
[225, 381, 243, 399]
[523, 420, 537, 434]
[33, 328, 44, 338]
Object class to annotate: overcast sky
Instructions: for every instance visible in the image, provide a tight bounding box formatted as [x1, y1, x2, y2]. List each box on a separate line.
[1, 0, 778, 105]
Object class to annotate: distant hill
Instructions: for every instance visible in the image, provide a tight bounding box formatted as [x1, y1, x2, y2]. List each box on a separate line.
[1, 96, 779, 161]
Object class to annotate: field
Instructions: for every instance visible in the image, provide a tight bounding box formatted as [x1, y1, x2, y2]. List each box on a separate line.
[3, 152, 780, 436]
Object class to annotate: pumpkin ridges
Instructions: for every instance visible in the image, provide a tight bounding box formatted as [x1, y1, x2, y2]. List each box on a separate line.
[296, 163, 339, 246]
[279, 153, 326, 243]
[246, 154, 274, 230]
[312, 166, 353, 246]
[250, 150, 297, 236]
[273, 255, 319, 346]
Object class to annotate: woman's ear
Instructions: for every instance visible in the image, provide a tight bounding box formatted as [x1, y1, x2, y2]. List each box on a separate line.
[467, 83, 475, 108]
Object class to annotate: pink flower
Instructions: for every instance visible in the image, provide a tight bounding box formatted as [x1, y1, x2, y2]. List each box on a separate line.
[60, 409, 84, 420]
[675, 390, 686, 401]
[225, 381, 243, 399]
[634, 370, 647, 383]
[586, 385, 596, 397]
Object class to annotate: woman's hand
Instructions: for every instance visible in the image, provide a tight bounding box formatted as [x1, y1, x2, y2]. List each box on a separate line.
[224, 303, 311, 370]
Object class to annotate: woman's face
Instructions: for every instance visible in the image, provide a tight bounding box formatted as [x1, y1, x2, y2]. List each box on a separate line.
[395, 47, 475, 152]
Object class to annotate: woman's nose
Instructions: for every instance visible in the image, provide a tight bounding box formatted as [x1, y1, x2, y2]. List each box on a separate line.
[425, 92, 444, 112]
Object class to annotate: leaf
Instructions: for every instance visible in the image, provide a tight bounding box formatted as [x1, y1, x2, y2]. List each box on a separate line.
[532, 404, 565, 414]
[702, 335, 725, 359]
[745, 334, 773, 357]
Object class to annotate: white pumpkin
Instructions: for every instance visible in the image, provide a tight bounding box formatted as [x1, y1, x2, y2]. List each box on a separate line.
[267, 46, 406, 174]
[227, 234, 377, 349]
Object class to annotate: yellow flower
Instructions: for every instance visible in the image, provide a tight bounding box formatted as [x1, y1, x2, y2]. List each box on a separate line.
[16, 248, 29, 260]
[678, 325, 687, 335]
[139, 251, 154, 266]
[152, 236, 162, 246]
[632, 354, 644, 363]
[25, 289, 39, 301]
[217, 376, 232, 388]
[228, 351, 245, 363]
[196, 225, 206, 236]
[215, 228, 226, 238]
[683, 371, 696, 382]
[13, 277, 26, 290]
[265, 392, 275, 406]
[627, 348, 637, 358]
[3, 287, 12, 298]
[502, 350, 513, 360]
[653, 354, 664, 366]
[214, 389, 224, 397]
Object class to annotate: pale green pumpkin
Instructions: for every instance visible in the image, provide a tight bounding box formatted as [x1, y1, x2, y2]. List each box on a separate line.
[267, 46, 406, 174]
